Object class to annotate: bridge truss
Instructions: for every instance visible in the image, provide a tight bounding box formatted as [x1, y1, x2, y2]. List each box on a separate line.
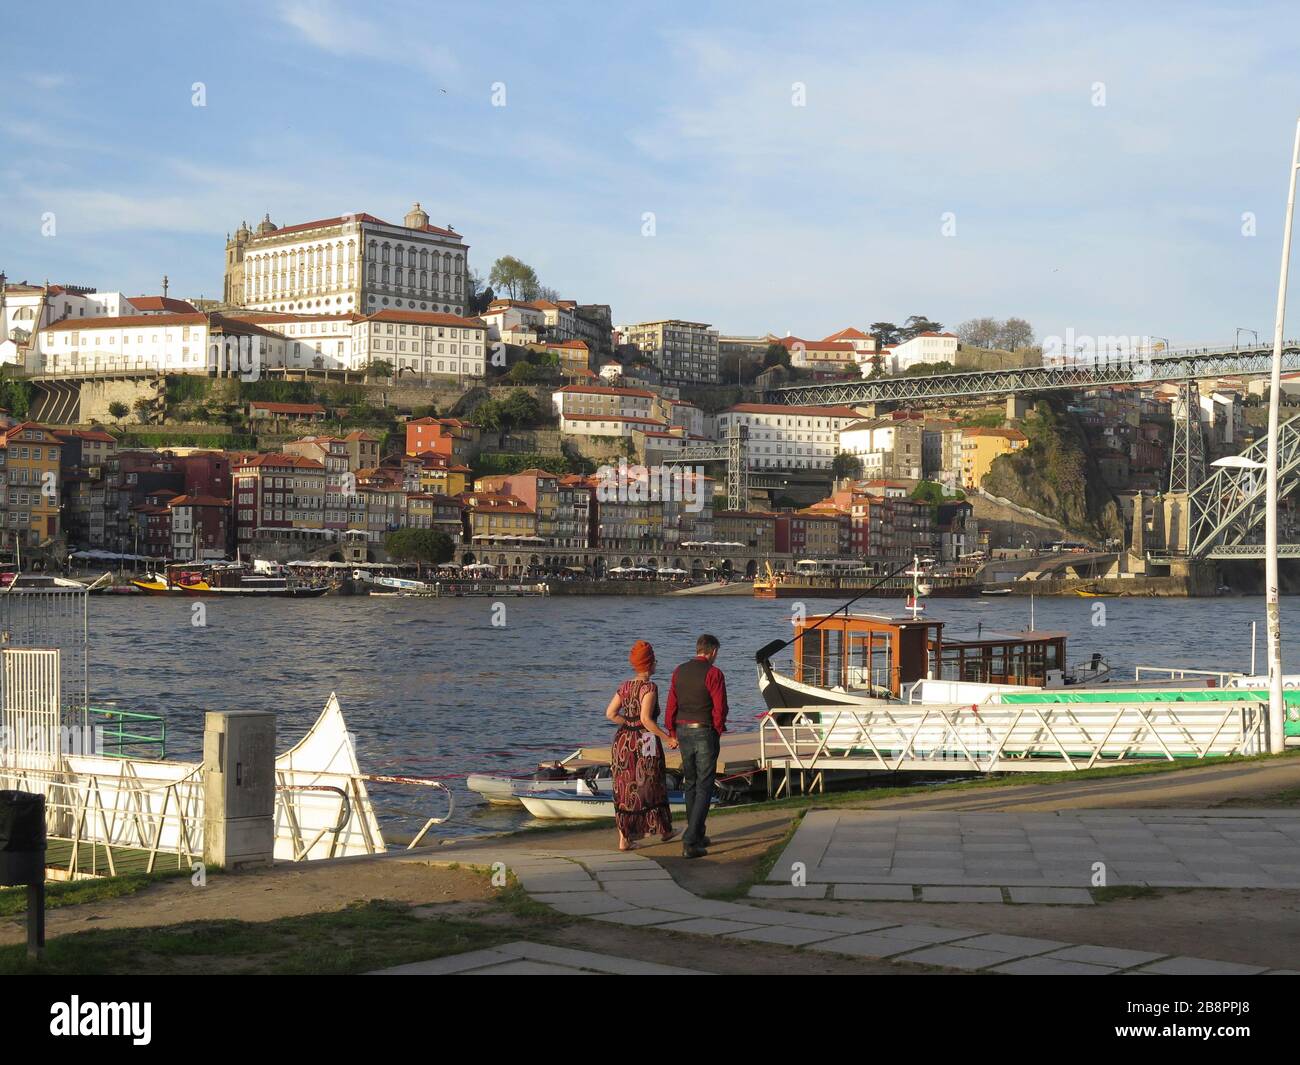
[1186, 414, 1300, 559]
[768, 344, 1300, 406]
[663, 423, 748, 511]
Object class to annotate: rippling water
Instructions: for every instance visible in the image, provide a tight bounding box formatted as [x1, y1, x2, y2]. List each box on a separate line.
[85, 593, 1293, 838]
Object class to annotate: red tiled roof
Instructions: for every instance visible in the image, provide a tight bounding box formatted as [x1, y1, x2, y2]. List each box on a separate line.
[365, 309, 484, 328]
[167, 494, 229, 508]
[247, 212, 462, 241]
[823, 327, 873, 341]
[128, 296, 199, 313]
[236, 453, 325, 469]
[44, 312, 208, 332]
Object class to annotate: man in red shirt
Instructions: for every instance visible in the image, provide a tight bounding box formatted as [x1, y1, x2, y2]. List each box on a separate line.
[665, 633, 728, 858]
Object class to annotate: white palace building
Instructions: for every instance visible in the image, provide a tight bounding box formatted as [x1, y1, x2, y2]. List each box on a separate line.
[223, 203, 470, 318]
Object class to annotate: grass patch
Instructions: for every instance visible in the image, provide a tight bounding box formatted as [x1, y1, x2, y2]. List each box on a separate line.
[0, 876, 566, 975]
[0, 867, 194, 917]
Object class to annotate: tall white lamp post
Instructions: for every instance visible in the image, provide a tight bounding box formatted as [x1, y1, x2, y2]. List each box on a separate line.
[1265, 119, 1300, 754]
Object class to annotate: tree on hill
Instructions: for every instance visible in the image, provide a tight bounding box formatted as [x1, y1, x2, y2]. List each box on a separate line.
[870, 322, 901, 346]
[489, 256, 540, 300]
[108, 401, 129, 423]
[369, 359, 393, 379]
[761, 342, 790, 370]
[899, 315, 944, 341]
[831, 452, 863, 480]
[132, 397, 154, 424]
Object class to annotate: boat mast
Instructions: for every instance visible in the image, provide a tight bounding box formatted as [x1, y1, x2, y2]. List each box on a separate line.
[1265, 117, 1300, 754]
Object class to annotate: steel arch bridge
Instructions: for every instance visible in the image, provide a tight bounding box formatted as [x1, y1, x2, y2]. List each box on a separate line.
[767, 343, 1300, 406]
[1186, 413, 1300, 559]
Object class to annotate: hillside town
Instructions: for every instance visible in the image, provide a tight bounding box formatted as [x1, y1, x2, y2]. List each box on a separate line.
[0, 202, 1280, 582]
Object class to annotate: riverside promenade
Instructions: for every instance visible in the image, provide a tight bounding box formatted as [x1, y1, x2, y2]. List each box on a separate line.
[373, 757, 1300, 976]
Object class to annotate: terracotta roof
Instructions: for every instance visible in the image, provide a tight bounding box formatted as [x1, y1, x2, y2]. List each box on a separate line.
[236, 453, 325, 469]
[823, 327, 873, 342]
[778, 336, 855, 352]
[167, 494, 229, 508]
[44, 312, 208, 332]
[247, 212, 462, 241]
[364, 309, 484, 328]
[128, 296, 199, 313]
[540, 339, 589, 349]
[56, 428, 116, 443]
[962, 427, 1028, 441]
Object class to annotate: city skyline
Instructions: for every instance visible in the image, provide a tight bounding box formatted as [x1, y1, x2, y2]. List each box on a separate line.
[4, 1, 1300, 344]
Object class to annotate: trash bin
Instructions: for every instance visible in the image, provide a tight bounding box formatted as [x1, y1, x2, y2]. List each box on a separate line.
[0, 790, 46, 886]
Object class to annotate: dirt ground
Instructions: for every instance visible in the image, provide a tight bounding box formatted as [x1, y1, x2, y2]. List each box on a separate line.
[0, 859, 494, 947]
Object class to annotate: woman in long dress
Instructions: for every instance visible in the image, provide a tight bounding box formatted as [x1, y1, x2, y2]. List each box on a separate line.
[604, 640, 678, 851]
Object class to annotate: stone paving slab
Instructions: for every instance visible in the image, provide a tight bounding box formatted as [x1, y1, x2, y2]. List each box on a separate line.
[991, 956, 1117, 976]
[921, 886, 1004, 903]
[771, 809, 1300, 889]
[747, 884, 829, 899]
[811, 932, 944, 959]
[1007, 887, 1095, 905]
[1137, 956, 1269, 976]
[1045, 944, 1166, 968]
[957, 932, 1069, 955]
[898, 944, 1021, 971]
[833, 884, 916, 901]
[654, 917, 765, 936]
[724, 923, 845, 946]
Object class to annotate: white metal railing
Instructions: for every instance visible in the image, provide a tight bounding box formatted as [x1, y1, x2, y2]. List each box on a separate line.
[0, 762, 204, 877]
[1134, 666, 1244, 686]
[759, 700, 1265, 793]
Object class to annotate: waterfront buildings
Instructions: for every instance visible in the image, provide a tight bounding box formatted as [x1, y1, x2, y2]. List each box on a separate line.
[715, 402, 865, 471]
[1, 422, 62, 545]
[960, 427, 1030, 489]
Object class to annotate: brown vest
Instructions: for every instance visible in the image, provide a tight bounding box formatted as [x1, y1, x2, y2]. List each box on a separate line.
[673, 658, 713, 725]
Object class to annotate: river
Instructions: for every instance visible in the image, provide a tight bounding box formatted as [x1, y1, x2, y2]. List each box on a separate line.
[84, 593, 1292, 838]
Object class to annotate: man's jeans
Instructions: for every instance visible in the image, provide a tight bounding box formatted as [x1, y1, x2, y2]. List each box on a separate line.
[677, 726, 719, 848]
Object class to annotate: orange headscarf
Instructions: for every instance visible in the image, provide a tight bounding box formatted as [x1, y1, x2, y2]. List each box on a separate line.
[629, 640, 655, 673]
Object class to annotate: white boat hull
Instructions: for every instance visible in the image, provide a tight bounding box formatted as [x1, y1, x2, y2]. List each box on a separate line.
[519, 790, 691, 820]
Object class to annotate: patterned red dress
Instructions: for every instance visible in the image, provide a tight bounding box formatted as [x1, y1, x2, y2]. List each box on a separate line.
[610, 678, 672, 842]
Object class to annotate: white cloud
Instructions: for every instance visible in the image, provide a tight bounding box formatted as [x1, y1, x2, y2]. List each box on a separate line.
[276, 0, 458, 80]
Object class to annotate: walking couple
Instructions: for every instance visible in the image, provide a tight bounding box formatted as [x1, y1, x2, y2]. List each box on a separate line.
[602, 634, 728, 858]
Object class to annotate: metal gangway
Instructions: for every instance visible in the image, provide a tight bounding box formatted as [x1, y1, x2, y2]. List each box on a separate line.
[758, 699, 1266, 798]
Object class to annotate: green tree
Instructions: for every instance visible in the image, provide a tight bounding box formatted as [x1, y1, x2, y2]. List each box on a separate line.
[831, 452, 863, 481]
[870, 321, 901, 346]
[506, 360, 539, 383]
[132, 397, 153, 423]
[369, 359, 393, 379]
[384, 528, 455, 574]
[107, 401, 130, 422]
[470, 399, 503, 431]
[489, 256, 540, 300]
[899, 315, 944, 341]
[761, 342, 790, 370]
[500, 389, 542, 428]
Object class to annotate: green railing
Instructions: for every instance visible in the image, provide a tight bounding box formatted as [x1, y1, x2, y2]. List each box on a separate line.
[84, 706, 167, 760]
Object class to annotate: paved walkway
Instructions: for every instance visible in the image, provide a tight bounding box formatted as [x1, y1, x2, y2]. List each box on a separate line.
[372, 940, 707, 975]
[764, 808, 1300, 899]
[403, 842, 1295, 975]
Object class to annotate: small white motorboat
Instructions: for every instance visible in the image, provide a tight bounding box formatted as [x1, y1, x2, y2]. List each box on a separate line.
[519, 787, 696, 821]
[467, 768, 613, 806]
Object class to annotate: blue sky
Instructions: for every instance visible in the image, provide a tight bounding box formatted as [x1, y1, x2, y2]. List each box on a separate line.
[3, 0, 1300, 346]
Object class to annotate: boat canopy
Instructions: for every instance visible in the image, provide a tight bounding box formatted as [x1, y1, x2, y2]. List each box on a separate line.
[790, 613, 1069, 698]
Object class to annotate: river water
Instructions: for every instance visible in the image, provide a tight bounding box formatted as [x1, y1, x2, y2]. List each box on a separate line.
[84, 593, 1293, 838]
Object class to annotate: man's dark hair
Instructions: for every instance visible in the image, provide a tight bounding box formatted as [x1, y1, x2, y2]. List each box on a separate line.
[696, 634, 720, 655]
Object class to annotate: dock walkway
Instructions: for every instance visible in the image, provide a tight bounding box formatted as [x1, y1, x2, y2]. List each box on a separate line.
[399, 838, 1293, 975]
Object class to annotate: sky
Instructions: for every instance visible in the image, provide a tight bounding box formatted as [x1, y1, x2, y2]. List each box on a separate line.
[3, 0, 1300, 347]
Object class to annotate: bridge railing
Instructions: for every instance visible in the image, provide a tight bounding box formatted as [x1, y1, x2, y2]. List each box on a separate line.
[758, 700, 1265, 794]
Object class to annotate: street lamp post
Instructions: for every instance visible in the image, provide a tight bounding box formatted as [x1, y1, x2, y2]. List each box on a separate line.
[1264, 118, 1300, 754]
